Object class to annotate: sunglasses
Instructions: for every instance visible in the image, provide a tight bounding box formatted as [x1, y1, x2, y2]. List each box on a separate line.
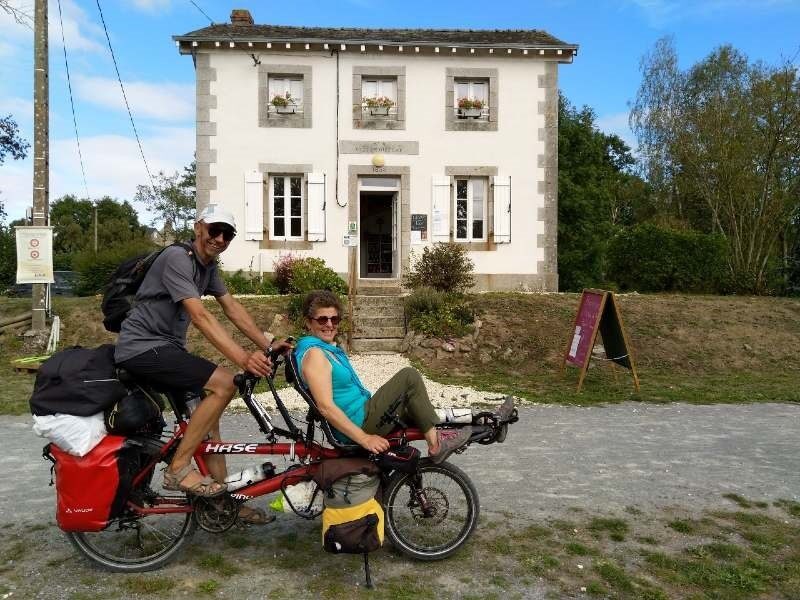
[310, 315, 341, 326]
[207, 224, 236, 242]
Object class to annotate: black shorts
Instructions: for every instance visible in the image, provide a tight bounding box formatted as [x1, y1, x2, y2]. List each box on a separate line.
[116, 345, 217, 395]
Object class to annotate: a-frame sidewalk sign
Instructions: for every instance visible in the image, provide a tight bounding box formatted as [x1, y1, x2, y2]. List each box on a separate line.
[561, 289, 640, 393]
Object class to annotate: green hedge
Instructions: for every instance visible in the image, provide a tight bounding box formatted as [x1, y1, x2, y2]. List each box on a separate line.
[221, 270, 279, 295]
[607, 224, 728, 293]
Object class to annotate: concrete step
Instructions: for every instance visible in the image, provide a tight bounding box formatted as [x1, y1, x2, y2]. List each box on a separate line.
[350, 337, 404, 353]
[354, 316, 405, 329]
[353, 325, 406, 339]
[353, 294, 406, 307]
[357, 285, 402, 296]
[353, 303, 405, 318]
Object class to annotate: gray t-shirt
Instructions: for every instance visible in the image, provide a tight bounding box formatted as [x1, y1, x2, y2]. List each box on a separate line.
[115, 245, 227, 362]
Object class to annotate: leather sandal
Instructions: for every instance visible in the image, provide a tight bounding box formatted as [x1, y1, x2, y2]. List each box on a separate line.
[163, 464, 227, 497]
[237, 505, 276, 526]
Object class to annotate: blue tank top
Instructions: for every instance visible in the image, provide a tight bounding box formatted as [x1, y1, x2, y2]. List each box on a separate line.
[294, 336, 371, 429]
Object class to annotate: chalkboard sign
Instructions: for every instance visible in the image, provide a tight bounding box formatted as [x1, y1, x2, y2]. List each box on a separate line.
[411, 214, 427, 231]
[561, 289, 640, 392]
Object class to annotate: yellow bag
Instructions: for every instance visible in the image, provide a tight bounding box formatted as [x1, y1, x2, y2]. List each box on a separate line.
[321, 497, 384, 553]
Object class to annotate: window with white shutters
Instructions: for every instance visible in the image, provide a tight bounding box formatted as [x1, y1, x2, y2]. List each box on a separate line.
[454, 79, 489, 120]
[454, 178, 487, 242]
[270, 175, 304, 241]
[268, 76, 304, 112]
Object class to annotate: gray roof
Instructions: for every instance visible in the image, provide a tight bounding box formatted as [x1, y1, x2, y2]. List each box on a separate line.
[174, 24, 577, 50]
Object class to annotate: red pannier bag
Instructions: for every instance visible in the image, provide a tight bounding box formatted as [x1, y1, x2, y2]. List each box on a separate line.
[47, 435, 132, 532]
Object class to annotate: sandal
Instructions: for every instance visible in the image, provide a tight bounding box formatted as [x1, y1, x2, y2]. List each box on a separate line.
[237, 505, 276, 526]
[163, 464, 227, 497]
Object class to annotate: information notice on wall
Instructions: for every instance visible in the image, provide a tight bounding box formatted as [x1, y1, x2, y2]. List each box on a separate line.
[411, 214, 427, 243]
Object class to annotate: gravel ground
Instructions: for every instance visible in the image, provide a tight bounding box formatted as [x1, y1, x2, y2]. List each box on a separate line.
[243, 353, 504, 412]
[2, 354, 798, 599]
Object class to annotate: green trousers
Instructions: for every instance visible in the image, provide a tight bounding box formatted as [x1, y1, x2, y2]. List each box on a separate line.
[362, 367, 438, 436]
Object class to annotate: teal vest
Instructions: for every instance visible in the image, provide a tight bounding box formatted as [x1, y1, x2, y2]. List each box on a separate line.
[295, 336, 371, 430]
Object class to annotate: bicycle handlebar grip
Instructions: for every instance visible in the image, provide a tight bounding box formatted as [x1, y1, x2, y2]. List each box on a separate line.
[233, 373, 246, 388]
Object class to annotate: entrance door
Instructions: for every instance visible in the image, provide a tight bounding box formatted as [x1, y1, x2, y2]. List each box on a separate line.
[358, 177, 400, 279]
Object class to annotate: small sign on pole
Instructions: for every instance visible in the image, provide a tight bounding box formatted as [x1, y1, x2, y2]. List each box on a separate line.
[561, 289, 640, 393]
[15, 226, 54, 284]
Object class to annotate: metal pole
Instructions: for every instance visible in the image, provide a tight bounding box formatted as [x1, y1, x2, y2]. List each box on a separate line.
[31, 0, 49, 331]
[94, 205, 98, 253]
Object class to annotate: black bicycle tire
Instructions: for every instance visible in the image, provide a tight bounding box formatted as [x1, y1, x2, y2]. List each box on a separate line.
[66, 509, 196, 573]
[384, 460, 479, 561]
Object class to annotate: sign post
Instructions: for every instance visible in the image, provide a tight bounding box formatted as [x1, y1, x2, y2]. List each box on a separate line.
[561, 289, 640, 393]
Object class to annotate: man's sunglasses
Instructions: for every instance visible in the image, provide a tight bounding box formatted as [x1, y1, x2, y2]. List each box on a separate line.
[310, 315, 341, 326]
[207, 224, 236, 242]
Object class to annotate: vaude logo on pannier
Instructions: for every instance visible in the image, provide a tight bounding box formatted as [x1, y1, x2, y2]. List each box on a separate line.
[65, 507, 94, 514]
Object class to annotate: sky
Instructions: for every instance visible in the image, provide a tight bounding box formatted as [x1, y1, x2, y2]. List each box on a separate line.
[1, 0, 799, 226]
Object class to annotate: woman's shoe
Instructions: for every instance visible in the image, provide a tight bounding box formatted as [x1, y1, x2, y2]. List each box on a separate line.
[429, 427, 473, 465]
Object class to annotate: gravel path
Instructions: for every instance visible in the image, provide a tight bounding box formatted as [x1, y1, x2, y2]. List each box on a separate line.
[245, 352, 502, 412]
[2, 355, 798, 599]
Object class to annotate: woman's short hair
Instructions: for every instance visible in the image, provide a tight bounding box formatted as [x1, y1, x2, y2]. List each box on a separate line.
[302, 290, 343, 319]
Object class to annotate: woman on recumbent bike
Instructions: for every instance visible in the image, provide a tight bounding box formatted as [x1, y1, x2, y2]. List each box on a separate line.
[294, 290, 514, 459]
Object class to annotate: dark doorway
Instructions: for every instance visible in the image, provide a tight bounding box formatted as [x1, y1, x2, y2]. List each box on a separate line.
[360, 192, 395, 278]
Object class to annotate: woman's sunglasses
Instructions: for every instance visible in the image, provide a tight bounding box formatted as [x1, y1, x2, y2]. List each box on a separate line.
[310, 315, 341, 326]
[207, 224, 236, 242]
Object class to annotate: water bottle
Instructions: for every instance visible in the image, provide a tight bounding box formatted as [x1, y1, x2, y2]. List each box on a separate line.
[224, 461, 275, 492]
[435, 408, 473, 424]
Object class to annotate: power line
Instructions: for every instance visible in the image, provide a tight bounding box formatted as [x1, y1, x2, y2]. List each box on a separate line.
[187, 0, 260, 66]
[188, 0, 214, 24]
[94, 0, 157, 194]
[56, 0, 89, 200]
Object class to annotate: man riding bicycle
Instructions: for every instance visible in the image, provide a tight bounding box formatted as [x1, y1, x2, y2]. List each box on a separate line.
[115, 205, 282, 524]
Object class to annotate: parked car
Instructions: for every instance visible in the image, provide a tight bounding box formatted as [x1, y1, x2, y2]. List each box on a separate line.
[4, 271, 77, 297]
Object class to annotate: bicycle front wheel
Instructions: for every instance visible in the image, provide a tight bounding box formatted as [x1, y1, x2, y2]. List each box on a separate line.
[384, 460, 479, 561]
[67, 495, 196, 572]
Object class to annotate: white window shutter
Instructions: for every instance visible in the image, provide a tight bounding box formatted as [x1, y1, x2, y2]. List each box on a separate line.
[492, 175, 511, 243]
[307, 172, 326, 242]
[244, 170, 264, 241]
[431, 175, 451, 242]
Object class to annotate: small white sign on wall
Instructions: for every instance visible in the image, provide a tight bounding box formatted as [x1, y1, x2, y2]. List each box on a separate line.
[343, 234, 359, 247]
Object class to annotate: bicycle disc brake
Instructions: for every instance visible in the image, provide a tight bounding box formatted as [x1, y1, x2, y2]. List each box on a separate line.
[409, 487, 449, 525]
[193, 494, 238, 533]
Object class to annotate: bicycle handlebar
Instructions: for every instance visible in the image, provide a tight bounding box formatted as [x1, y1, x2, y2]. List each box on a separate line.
[233, 337, 295, 391]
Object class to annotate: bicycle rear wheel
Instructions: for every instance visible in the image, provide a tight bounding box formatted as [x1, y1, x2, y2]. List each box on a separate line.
[66, 463, 196, 574]
[384, 460, 479, 561]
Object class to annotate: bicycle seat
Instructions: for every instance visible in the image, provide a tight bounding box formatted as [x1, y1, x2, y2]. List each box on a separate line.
[284, 351, 361, 452]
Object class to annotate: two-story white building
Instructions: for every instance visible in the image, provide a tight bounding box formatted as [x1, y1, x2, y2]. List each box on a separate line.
[174, 10, 577, 292]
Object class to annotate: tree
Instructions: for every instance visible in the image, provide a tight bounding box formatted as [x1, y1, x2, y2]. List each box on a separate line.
[49, 195, 149, 269]
[0, 114, 29, 165]
[0, 114, 30, 217]
[134, 161, 196, 242]
[558, 94, 648, 291]
[631, 39, 800, 293]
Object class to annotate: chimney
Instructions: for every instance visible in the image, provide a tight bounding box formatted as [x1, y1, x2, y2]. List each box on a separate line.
[230, 9, 254, 25]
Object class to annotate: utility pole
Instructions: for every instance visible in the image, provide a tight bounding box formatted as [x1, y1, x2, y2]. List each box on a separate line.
[31, 0, 49, 331]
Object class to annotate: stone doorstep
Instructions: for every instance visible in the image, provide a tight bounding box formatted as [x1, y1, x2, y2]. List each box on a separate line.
[353, 294, 406, 306]
[352, 304, 405, 318]
[356, 286, 402, 296]
[354, 316, 404, 329]
[349, 337, 404, 353]
[353, 325, 406, 339]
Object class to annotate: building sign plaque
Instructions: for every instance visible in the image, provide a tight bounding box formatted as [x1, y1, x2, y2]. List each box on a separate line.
[339, 141, 419, 155]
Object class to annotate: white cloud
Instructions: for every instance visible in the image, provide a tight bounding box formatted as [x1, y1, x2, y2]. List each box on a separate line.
[0, 0, 104, 54]
[1, 127, 195, 224]
[0, 96, 33, 120]
[596, 111, 637, 150]
[628, 0, 799, 26]
[126, 0, 173, 13]
[74, 75, 195, 122]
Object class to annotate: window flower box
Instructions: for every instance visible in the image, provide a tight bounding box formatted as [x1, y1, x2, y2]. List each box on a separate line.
[457, 97, 486, 119]
[271, 92, 298, 115]
[363, 95, 395, 117]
